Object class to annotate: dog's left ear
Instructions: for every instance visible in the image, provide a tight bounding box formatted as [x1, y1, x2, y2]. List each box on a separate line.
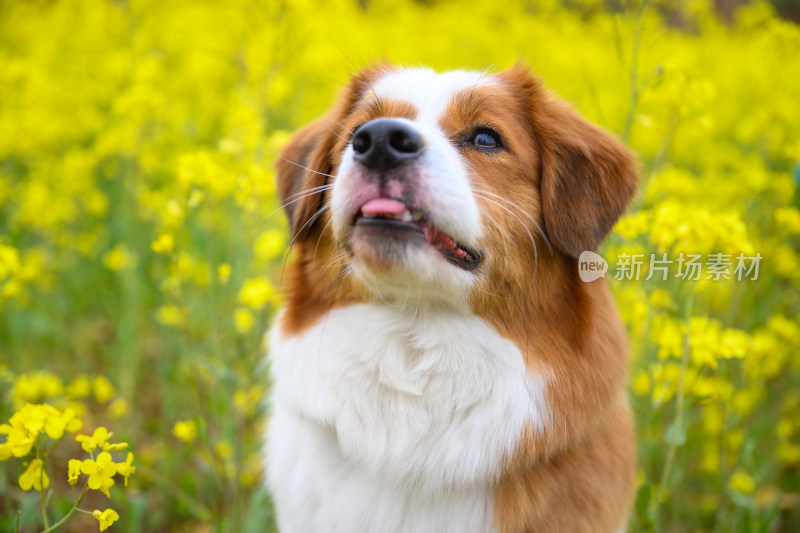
[276, 113, 339, 241]
[506, 66, 638, 258]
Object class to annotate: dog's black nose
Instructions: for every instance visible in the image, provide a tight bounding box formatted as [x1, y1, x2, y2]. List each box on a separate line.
[351, 119, 424, 172]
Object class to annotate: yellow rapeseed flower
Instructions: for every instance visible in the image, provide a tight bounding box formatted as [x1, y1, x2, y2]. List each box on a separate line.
[653, 316, 683, 360]
[701, 441, 720, 473]
[116, 452, 136, 486]
[214, 440, 234, 460]
[0, 404, 81, 457]
[81, 451, 117, 497]
[65, 374, 92, 399]
[43, 406, 81, 439]
[238, 276, 277, 310]
[689, 317, 721, 369]
[254, 229, 286, 262]
[775, 207, 800, 235]
[631, 371, 651, 396]
[728, 469, 756, 494]
[777, 418, 795, 439]
[217, 263, 232, 285]
[0, 442, 11, 461]
[76, 426, 126, 453]
[234, 307, 255, 334]
[109, 398, 129, 419]
[172, 420, 198, 443]
[777, 442, 800, 464]
[0, 243, 20, 279]
[614, 212, 649, 241]
[68, 458, 82, 486]
[93, 375, 116, 404]
[151, 233, 175, 254]
[719, 329, 748, 359]
[92, 508, 120, 531]
[102, 244, 138, 272]
[19, 458, 49, 491]
[156, 304, 185, 326]
[10, 372, 63, 405]
[649, 289, 673, 310]
[0, 423, 35, 458]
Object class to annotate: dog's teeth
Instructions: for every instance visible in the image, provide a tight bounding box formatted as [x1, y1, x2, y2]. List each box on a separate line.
[359, 207, 422, 222]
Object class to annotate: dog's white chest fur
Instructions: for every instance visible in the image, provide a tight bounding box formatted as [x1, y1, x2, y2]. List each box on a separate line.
[267, 304, 548, 533]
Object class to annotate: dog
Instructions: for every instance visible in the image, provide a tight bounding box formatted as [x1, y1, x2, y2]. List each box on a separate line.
[266, 64, 638, 533]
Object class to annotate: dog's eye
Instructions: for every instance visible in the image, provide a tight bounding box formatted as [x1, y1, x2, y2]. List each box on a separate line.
[469, 129, 501, 149]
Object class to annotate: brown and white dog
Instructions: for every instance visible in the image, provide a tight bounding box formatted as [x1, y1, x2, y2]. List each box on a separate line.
[266, 64, 638, 533]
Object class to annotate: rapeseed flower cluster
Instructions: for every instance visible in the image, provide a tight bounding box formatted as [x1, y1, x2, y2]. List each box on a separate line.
[0, 402, 134, 531]
[1, 0, 798, 531]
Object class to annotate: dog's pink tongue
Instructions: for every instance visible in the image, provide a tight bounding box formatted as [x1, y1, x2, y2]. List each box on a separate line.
[361, 198, 406, 215]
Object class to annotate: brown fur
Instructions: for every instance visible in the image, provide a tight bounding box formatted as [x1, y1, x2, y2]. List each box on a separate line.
[275, 63, 638, 532]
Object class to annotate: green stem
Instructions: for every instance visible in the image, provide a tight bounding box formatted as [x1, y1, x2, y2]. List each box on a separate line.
[43, 433, 65, 460]
[622, 0, 650, 144]
[39, 484, 89, 533]
[40, 489, 49, 529]
[37, 437, 50, 529]
[651, 288, 694, 528]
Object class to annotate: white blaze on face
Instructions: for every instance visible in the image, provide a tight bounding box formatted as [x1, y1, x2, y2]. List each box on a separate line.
[331, 68, 490, 303]
[369, 69, 488, 244]
[372, 69, 488, 126]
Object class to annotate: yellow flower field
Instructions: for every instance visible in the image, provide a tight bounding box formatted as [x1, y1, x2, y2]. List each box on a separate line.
[1, 0, 798, 531]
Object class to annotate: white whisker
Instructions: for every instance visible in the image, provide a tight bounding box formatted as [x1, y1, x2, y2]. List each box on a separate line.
[472, 191, 542, 278]
[259, 184, 334, 224]
[279, 156, 337, 179]
[472, 186, 553, 256]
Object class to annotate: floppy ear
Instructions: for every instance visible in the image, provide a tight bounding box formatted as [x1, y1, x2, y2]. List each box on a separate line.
[521, 70, 638, 258]
[276, 114, 338, 240]
[276, 64, 394, 241]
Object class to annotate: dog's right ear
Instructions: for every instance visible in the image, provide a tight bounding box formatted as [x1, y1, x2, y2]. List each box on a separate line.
[276, 63, 394, 241]
[499, 64, 638, 258]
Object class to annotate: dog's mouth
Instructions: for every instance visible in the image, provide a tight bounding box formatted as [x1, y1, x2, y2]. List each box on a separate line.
[352, 198, 482, 271]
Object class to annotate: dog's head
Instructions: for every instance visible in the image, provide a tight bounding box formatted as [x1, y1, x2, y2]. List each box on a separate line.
[277, 64, 637, 314]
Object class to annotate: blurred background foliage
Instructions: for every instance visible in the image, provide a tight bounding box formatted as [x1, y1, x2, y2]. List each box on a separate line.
[0, 0, 798, 531]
